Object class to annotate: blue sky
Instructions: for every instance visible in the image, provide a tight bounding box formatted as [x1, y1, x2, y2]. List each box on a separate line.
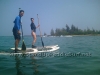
[0, 0, 100, 36]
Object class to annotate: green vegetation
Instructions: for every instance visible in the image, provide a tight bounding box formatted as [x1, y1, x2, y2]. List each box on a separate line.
[50, 24, 100, 36]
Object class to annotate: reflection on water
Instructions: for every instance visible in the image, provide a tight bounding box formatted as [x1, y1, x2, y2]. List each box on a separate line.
[15, 56, 24, 75]
[15, 55, 39, 75]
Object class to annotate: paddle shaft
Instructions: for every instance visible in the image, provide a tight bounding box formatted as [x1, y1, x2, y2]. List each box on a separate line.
[21, 24, 26, 50]
[21, 25, 24, 39]
[37, 14, 44, 47]
[19, 8, 23, 39]
[37, 15, 42, 36]
[19, 8, 26, 50]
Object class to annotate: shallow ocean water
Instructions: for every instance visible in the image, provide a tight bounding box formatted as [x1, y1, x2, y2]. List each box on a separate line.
[0, 36, 100, 75]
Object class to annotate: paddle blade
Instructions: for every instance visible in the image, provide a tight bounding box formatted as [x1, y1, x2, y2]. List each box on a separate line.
[22, 40, 26, 50]
[42, 41, 44, 47]
[41, 37, 44, 47]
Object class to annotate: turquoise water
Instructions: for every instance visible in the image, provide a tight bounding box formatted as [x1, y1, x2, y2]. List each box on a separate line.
[0, 36, 100, 75]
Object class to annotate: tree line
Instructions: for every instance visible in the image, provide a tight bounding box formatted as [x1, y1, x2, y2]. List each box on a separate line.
[50, 24, 100, 36]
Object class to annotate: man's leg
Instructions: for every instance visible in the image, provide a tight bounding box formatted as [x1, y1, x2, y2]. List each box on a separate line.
[15, 33, 21, 52]
[13, 28, 21, 52]
[15, 39, 20, 49]
[32, 36, 36, 45]
[32, 32, 36, 48]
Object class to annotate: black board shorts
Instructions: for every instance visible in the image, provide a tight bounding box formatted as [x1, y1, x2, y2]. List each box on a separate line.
[13, 28, 21, 40]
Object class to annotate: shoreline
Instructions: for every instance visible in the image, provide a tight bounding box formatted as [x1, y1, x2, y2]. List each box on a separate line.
[0, 34, 100, 37]
[70, 34, 100, 36]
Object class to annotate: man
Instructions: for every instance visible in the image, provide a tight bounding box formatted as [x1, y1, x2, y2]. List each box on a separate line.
[13, 10, 24, 53]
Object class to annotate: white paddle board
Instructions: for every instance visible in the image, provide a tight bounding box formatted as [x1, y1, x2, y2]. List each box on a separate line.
[0, 45, 59, 55]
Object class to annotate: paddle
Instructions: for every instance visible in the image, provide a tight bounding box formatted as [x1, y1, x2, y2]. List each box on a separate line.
[19, 8, 26, 50]
[21, 25, 26, 50]
[37, 14, 44, 47]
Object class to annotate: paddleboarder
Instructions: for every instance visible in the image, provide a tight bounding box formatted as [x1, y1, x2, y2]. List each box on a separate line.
[12, 10, 24, 53]
[30, 18, 40, 48]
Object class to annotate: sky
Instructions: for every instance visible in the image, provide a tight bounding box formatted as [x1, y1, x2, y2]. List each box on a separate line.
[0, 0, 100, 36]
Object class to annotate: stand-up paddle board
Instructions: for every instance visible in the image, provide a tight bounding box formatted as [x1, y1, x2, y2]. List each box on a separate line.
[0, 45, 59, 55]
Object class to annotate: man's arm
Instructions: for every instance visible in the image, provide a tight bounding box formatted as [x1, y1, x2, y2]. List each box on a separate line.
[15, 17, 21, 34]
[36, 24, 40, 28]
